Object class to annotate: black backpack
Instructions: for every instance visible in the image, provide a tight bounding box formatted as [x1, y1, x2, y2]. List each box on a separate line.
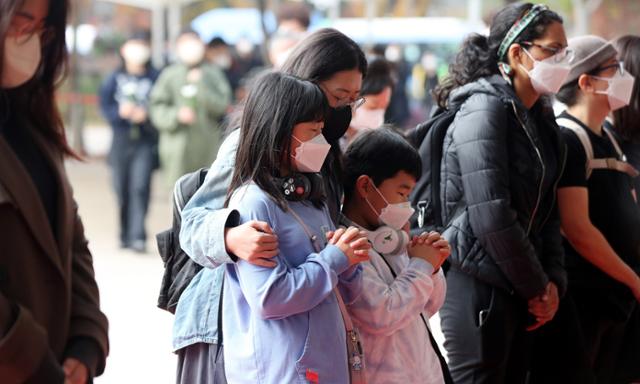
[156, 168, 208, 314]
[409, 105, 461, 237]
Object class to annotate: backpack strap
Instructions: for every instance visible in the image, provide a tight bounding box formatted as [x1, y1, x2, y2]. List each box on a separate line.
[557, 117, 595, 179]
[602, 127, 640, 178]
[557, 117, 639, 179]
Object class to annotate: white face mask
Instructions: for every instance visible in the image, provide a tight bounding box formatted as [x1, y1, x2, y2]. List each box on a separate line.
[2, 34, 42, 89]
[521, 48, 570, 94]
[593, 71, 636, 111]
[122, 43, 151, 67]
[291, 134, 332, 173]
[177, 39, 205, 66]
[211, 54, 232, 70]
[365, 179, 415, 230]
[350, 108, 385, 131]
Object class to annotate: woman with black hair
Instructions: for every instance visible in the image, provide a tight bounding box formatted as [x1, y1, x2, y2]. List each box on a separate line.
[99, 32, 159, 253]
[0, 0, 109, 382]
[173, 28, 367, 383]
[433, 3, 570, 382]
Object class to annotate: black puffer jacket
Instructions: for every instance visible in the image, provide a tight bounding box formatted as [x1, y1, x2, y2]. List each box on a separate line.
[441, 75, 567, 300]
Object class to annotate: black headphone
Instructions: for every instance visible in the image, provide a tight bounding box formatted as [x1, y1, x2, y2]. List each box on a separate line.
[274, 173, 326, 202]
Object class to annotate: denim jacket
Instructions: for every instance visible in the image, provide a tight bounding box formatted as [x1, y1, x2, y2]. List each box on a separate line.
[172, 130, 240, 351]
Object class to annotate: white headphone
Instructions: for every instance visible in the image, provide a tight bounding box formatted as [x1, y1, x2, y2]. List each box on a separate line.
[367, 226, 410, 255]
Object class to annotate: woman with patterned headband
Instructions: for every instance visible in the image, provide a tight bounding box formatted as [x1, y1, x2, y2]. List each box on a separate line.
[432, 3, 571, 383]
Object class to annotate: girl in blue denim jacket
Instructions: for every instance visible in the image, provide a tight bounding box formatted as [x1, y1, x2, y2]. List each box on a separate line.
[221, 72, 370, 384]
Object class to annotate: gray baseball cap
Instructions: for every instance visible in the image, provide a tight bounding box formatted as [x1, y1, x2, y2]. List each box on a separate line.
[563, 35, 618, 85]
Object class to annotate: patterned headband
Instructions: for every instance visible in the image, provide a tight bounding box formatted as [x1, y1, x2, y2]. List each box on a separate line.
[497, 4, 549, 61]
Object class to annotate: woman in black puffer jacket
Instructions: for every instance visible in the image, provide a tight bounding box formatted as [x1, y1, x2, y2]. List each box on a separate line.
[434, 3, 575, 383]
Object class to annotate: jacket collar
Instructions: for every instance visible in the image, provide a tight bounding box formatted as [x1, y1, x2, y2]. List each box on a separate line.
[0, 130, 69, 278]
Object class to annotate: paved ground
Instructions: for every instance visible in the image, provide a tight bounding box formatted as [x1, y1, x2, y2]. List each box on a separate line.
[67, 159, 177, 383]
[67, 155, 446, 383]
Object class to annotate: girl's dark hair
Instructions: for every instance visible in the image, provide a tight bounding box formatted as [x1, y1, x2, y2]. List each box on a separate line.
[434, 2, 562, 107]
[360, 57, 394, 96]
[343, 128, 421, 202]
[0, 0, 76, 157]
[227, 71, 329, 210]
[613, 35, 640, 142]
[280, 28, 367, 82]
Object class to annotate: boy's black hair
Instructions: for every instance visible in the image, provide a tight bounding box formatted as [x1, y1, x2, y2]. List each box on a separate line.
[343, 128, 421, 202]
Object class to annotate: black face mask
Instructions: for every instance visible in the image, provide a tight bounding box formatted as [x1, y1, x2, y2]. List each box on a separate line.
[322, 106, 352, 143]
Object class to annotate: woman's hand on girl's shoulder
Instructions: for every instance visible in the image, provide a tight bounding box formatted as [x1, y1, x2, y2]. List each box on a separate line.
[326, 227, 370, 266]
[225, 220, 279, 268]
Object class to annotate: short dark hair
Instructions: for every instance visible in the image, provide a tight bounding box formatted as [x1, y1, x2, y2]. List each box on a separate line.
[276, 2, 311, 29]
[360, 57, 394, 97]
[207, 36, 227, 48]
[227, 71, 329, 210]
[556, 78, 580, 106]
[343, 128, 421, 202]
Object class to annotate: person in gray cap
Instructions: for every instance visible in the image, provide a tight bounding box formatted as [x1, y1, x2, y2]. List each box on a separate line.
[554, 34, 640, 383]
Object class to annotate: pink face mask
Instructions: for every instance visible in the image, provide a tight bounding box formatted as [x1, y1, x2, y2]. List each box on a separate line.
[291, 134, 332, 173]
[593, 72, 636, 111]
[364, 179, 415, 230]
[521, 49, 570, 94]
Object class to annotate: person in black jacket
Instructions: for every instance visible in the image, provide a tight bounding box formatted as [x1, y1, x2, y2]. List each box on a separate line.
[99, 32, 159, 253]
[432, 3, 570, 383]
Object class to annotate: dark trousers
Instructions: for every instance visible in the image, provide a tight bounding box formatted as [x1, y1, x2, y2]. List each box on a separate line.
[572, 290, 633, 384]
[109, 137, 155, 246]
[440, 269, 532, 384]
[529, 295, 596, 384]
[613, 306, 640, 384]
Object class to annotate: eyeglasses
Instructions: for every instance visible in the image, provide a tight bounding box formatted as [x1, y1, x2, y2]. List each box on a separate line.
[334, 95, 366, 110]
[521, 41, 574, 63]
[590, 61, 626, 77]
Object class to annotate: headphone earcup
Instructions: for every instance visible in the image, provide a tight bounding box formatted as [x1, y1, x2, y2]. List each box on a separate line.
[278, 174, 311, 201]
[368, 227, 409, 255]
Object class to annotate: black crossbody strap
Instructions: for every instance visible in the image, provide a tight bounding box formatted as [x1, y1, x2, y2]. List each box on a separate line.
[379, 254, 453, 384]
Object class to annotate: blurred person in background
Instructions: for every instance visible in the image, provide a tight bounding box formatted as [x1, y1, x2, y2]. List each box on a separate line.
[609, 34, 640, 384]
[0, 0, 109, 382]
[384, 43, 411, 129]
[150, 29, 231, 187]
[99, 31, 159, 253]
[344, 56, 394, 146]
[275, 1, 311, 35]
[206, 37, 240, 102]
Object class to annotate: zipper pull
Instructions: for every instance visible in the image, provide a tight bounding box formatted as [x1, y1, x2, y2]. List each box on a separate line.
[417, 201, 428, 228]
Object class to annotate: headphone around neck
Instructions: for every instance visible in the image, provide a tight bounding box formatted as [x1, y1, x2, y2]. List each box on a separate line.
[274, 173, 326, 203]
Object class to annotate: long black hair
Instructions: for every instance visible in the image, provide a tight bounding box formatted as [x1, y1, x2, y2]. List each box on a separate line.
[280, 28, 367, 83]
[613, 35, 640, 142]
[0, 0, 76, 157]
[227, 72, 329, 210]
[434, 2, 562, 108]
